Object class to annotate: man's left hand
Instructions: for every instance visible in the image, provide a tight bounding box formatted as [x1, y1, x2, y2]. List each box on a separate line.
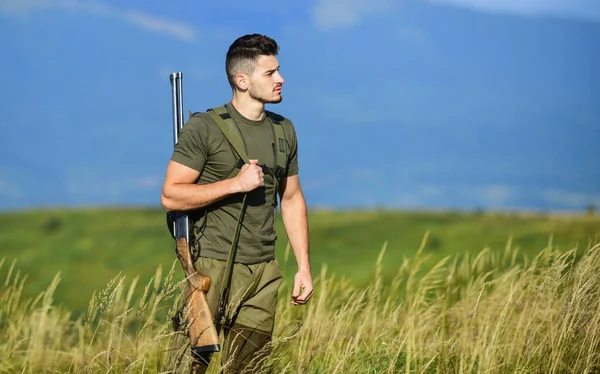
[291, 270, 313, 305]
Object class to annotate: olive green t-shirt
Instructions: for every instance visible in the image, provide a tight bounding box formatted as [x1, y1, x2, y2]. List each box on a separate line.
[170, 102, 299, 264]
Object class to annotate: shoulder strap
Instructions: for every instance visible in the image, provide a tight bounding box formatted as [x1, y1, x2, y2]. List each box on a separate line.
[201, 106, 249, 329]
[266, 111, 287, 179]
[204, 107, 289, 180]
[206, 106, 250, 164]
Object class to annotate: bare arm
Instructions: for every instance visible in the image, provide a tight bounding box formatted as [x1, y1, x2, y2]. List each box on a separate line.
[161, 160, 264, 212]
[279, 174, 313, 305]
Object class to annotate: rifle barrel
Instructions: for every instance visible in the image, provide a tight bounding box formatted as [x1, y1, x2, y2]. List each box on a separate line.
[169, 72, 184, 145]
[169, 72, 189, 243]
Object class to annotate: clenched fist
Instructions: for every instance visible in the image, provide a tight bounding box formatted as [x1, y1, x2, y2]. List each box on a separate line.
[235, 159, 264, 193]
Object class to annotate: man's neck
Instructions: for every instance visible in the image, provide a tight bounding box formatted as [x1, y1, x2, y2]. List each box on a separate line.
[231, 95, 266, 121]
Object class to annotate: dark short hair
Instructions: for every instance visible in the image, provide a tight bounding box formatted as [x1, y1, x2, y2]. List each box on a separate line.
[226, 34, 279, 89]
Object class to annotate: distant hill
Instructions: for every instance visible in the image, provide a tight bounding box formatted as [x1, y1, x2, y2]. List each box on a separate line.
[0, 207, 598, 315]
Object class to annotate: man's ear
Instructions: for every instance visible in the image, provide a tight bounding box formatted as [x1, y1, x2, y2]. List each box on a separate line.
[235, 73, 248, 91]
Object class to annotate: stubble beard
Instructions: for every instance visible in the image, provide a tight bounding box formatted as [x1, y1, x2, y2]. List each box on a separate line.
[249, 85, 283, 104]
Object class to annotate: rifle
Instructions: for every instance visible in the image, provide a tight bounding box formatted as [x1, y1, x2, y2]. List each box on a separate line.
[169, 72, 220, 366]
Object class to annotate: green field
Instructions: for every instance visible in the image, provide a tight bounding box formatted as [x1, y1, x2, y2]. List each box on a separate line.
[1, 207, 599, 373]
[0, 207, 598, 315]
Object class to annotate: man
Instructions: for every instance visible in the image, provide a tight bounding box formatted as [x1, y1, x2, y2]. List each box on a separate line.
[161, 34, 313, 373]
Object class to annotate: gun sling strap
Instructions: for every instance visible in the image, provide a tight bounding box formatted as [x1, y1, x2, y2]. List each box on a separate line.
[204, 106, 287, 180]
[203, 105, 287, 331]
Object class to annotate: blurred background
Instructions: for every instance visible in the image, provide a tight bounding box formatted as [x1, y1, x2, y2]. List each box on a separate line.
[1, 0, 598, 213]
[0, 0, 599, 315]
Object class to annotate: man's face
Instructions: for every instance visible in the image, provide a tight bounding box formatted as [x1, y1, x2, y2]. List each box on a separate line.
[246, 54, 284, 104]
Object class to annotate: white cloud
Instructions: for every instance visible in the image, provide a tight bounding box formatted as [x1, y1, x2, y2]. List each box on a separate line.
[395, 26, 427, 44]
[130, 175, 162, 189]
[542, 189, 600, 208]
[303, 173, 344, 191]
[0, 0, 67, 12]
[426, 0, 600, 22]
[412, 185, 600, 210]
[0, 178, 25, 199]
[480, 184, 513, 206]
[425, 184, 515, 207]
[0, 0, 195, 41]
[419, 185, 446, 197]
[311, 0, 600, 30]
[312, 0, 396, 29]
[387, 183, 518, 209]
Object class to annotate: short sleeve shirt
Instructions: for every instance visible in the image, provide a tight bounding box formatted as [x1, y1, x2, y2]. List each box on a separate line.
[171, 102, 299, 263]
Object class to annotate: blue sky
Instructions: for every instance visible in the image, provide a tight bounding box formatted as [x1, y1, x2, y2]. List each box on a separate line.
[0, 0, 599, 212]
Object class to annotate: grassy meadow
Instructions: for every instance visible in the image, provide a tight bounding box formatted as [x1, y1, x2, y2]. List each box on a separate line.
[0, 207, 599, 373]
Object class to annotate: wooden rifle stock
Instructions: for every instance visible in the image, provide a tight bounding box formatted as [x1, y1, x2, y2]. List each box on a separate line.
[169, 72, 220, 364]
[176, 236, 220, 362]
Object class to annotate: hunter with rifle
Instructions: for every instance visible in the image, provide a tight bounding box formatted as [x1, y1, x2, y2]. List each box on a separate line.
[161, 34, 313, 374]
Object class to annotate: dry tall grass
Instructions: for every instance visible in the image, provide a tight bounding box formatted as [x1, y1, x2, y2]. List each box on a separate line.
[1, 235, 599, 373]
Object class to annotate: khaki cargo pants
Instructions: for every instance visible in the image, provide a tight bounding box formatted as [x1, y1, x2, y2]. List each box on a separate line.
[163, 257, 284, 374]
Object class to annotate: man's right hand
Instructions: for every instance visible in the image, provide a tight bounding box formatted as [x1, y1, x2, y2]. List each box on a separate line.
[235, 159, 265, 193]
